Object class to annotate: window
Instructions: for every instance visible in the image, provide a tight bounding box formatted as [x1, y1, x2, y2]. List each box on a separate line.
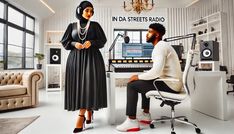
[0, 2, 3, 19]
[142, 31, 148, 43]
[127, 31, 140, 43]
[25, 33, 34, 68]
[0, 23, 3, 62]
[26, 16, 34, 31]
[8, 7, 23, 27]
[7, 27, 23, 69]
[113, 29, 147, 59]
[0, 0, 35, 69]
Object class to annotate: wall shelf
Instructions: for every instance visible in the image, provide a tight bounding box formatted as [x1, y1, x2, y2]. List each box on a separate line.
[208, 19, 220, 25]
[45, 31, 64, 92]
[191, 23, 207, 30]
[191, 11, 228, 66]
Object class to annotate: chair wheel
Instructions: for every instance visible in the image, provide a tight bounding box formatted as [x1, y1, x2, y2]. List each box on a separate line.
[195, 128, 201, 133]
[171, 132, 176, 134]
[149, 124, 155, 129]
[184, 118, 188, 122]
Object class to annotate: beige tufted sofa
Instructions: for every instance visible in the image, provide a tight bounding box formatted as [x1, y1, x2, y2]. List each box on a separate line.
[0, 70, 43, 111]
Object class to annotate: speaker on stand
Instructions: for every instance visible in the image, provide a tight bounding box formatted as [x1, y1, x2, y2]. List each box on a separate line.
[199, 41, 219, 71]
[200, 41, 219, 61]
[50, 48, 61, 64]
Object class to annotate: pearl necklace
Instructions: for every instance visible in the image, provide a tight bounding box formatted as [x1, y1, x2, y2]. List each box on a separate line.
[77, 20, 90, 43]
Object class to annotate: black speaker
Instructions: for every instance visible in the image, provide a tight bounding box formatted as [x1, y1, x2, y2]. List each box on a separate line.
[200, 41, 219, 61]
[50, 48, 61, 64]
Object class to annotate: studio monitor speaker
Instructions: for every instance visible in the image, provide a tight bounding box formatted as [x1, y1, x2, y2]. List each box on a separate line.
[200, 41, 219, 61]
[50, 48, 61, 64]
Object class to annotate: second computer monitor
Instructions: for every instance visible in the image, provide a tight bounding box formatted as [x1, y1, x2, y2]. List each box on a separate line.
[122, 43, 184, 59]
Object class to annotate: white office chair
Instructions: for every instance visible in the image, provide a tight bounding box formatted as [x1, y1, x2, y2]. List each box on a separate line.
[146, 48, 201, 134]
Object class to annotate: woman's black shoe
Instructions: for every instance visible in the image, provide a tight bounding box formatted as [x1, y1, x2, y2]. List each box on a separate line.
[73, 115, 86, 133]
[86, 110, 94, 124]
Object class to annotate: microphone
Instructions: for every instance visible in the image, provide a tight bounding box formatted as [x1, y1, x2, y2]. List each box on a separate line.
[118, 33, 130, 43]
[109, 33, 130, 52]
[108, 33, 130, 72]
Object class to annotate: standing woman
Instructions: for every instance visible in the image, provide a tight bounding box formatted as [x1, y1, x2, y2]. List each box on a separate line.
[60, 1, 107, 133]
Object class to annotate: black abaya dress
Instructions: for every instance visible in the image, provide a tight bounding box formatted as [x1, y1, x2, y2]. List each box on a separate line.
[61, 20, 107, 111]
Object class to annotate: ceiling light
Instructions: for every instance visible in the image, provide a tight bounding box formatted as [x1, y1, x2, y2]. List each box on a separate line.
[123, 0, 155, 14]
[40, 0, 55, 13]
[186, 0, 200, 8]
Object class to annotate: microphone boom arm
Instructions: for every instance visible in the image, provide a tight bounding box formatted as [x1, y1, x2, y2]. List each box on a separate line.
[107, 33, 122, 72]
[109, 33, 121, 52]
[164, 33, 196, 50]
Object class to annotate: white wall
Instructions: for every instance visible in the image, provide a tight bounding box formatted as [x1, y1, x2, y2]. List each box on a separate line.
[34, 19, 44, 53]
[167, 8, 191, 53]
[111, 8, 167, 29]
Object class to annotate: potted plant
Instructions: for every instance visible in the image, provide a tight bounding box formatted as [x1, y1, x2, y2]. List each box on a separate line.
[0, 60, 4, 70]
[34, 53, 44, 69]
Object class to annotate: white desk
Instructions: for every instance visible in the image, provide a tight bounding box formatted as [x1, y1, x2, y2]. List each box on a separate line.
[191, 71, 228, 120]
[106, 72, 137, 125]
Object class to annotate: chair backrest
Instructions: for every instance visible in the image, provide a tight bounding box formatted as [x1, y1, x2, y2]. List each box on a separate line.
[230, 75, 234, 83]
[182, 50, 195, 96]
[164, 33, 197, 97]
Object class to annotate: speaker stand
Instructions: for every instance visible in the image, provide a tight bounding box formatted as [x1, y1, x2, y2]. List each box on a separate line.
[198, 61, 219, 71]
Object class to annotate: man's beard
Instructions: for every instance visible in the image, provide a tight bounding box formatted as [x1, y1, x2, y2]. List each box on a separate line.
[146, 34, 156, 43]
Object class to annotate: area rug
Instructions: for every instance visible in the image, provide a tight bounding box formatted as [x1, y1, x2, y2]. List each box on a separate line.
[0, 116, 39, 134]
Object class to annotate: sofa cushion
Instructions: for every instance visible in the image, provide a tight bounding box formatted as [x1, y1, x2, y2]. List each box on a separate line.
[0, 85, 27, 97]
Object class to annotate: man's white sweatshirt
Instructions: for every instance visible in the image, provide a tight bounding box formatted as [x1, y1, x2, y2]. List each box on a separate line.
[138, 40, 182, 92]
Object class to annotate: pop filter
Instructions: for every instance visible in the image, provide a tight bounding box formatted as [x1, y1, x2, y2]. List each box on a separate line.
[124, 36, 130, 43]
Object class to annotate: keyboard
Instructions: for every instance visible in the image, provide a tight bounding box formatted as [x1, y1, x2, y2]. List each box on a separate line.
[110, 63, 152, 72]
[108, 59, 185, 72]
[108, 59, 153, 72]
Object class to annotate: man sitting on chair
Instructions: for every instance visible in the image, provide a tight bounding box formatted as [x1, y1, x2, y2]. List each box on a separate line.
[116, 23, 183, 132]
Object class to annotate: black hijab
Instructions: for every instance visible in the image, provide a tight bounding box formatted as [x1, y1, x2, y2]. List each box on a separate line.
[76, 1, 94, 20]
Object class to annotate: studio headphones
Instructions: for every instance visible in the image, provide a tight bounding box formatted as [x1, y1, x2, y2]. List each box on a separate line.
[76, 6, 81, 14]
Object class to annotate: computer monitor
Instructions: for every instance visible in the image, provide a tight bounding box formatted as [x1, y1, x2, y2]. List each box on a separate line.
[171, 45, 183, 60]
[122, 43, 142, 57]
[122, 43, 153, 58]
[142, 43, 154, 57]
